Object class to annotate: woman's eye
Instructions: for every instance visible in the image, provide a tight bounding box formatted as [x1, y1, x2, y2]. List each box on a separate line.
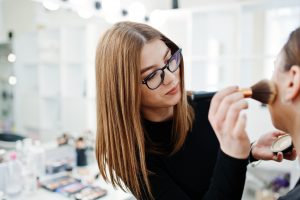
[147, 71, 157, 80]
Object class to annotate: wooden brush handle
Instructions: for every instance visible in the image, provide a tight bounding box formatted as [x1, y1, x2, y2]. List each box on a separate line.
[239, 88, 252, 98]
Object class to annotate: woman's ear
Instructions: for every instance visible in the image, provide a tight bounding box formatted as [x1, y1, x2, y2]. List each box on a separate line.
[285, 65, 300, 102]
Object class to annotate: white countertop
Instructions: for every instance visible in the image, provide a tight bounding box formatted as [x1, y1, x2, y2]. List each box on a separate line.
[6, 164, 134, 200]
[13, 183, 133, 200]
[0, 142, 135, 200]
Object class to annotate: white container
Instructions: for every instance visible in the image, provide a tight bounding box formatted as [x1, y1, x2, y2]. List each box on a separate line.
[5, 152, 23, 198]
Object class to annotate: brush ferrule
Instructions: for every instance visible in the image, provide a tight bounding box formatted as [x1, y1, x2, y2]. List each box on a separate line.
[239, 88, 252, 98]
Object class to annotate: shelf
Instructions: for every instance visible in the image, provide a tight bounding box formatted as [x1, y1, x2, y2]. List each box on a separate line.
[60, 27, 85, 64]
[61, 63, 85, 98]
[60, 98, 87, 134]
[39, 64, 60, 97]
[14, 32, 38, 64]
[14, 27, 90, 138]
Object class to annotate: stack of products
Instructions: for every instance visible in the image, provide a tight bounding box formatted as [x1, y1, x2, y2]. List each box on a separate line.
[40, 175, 107, 200]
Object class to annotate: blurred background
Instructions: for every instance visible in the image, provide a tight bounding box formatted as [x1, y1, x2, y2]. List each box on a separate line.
[0, 0, 300, 199]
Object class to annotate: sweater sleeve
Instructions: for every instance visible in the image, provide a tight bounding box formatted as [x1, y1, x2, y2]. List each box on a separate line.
[202, 149, 248, 200]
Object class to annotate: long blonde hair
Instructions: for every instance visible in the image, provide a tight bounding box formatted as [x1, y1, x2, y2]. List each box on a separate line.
[95, 21, 194, 199]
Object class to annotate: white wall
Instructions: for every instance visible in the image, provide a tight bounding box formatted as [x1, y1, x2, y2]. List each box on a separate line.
[2, 0, 36, 39]
[0, 0, 3, 42]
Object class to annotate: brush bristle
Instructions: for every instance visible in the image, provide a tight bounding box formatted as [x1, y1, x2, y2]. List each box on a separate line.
[250, 79, 277, 104]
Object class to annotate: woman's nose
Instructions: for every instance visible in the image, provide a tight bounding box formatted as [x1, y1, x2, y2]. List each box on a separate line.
[163, 69, 176, 85]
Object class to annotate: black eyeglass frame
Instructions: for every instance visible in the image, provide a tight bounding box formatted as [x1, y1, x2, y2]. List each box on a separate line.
[141, 48, 182, 90]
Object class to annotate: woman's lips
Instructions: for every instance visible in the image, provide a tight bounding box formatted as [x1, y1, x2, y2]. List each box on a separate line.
[166, 84, 179, 95]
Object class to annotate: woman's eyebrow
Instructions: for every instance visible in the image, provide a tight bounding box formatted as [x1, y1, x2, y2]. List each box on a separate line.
[141, 49, 171, 74]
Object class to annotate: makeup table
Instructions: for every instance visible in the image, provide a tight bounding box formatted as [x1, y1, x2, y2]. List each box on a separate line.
[8, 164, 134, 200]
[15, 182, 134, 200]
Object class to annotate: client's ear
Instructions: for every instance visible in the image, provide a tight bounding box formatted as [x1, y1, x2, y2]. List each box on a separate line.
[285, 65, 300, 101]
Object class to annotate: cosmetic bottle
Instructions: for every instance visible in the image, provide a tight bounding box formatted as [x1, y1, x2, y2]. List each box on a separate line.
[5, 152, 23, 197]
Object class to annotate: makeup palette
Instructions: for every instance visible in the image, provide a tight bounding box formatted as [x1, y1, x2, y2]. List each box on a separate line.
[40, 174, 107, 199]
[271, 134, 293, 154]
[74, 186, 107, 200]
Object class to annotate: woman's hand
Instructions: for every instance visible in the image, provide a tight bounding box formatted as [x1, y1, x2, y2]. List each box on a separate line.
[209, 86, 251, 159]
[251, 131, 297, 161]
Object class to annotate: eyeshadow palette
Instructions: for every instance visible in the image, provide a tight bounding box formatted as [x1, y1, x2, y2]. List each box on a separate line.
[40, 175, 107, 199]
[74, 186, 107, 200]
[41, 175, 79, 191]
[56, 181, 87, 196]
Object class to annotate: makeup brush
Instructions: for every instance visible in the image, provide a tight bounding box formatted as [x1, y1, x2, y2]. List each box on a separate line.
[191, 79, 277, 104]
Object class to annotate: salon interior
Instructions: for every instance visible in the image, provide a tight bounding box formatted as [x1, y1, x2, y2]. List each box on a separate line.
[0, 0, 300, 199]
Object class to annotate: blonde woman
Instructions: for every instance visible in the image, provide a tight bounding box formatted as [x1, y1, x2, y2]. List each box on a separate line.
[95, 21, 295, 200]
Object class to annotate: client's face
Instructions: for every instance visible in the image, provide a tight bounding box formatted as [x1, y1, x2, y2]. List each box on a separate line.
[269, 50, 300, 134]
[268, 51, 290, 132]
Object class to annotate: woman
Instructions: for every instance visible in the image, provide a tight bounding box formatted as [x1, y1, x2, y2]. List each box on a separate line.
[95, 21, 294, 200]
[267, 27, 300, 199]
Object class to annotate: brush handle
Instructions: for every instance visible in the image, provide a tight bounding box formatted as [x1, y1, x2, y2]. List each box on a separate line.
[191, 91, 216, 101]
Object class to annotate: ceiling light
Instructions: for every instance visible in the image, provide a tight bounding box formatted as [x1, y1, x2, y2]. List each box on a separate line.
[8, 76, 17, 85]
[42, 0, 60, 11]
[7, 53, 16, 63]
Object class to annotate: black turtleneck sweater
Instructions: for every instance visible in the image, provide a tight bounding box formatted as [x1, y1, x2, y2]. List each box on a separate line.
[142, 97, 248, 200]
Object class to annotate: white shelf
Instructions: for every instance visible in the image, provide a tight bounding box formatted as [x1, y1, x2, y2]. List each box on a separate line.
[15, 63, 38, 94]
[39, 64, 60, 97]
[14, 25, 101, 140]
[61, 63, 85, 98]
[18, 96, 40, 129]
[14, 32, 38, 64]
[39, 98, 60, 130]
[60, 27, 85, 64]
[60, 97, 87, 135]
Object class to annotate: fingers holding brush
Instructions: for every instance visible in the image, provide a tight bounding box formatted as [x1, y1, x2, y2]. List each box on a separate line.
[221, 100, 250, 159]
[224, 98, 248, 132]
[209, 86, 243, 130]
[209, 87, 250, 159]
[209, 86, 239, 118]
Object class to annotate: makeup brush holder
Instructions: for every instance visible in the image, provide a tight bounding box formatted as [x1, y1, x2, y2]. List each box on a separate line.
[76, 148, 87, 167]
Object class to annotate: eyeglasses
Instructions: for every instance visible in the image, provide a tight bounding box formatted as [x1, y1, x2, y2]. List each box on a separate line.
[142, 48, 182, 90]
